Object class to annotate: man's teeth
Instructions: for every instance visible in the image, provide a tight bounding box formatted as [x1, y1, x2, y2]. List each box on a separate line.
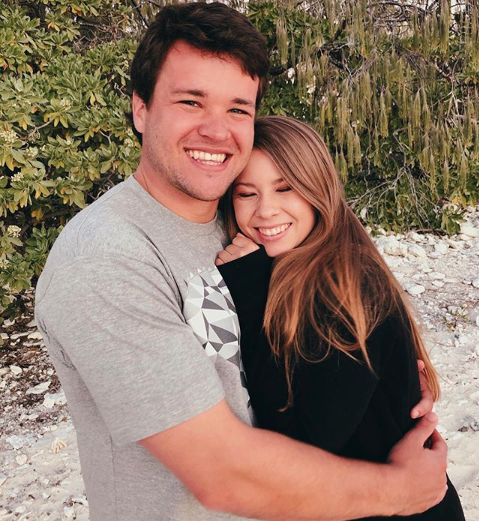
[258, 224, 290, 236]
[186, 150, 226, 164]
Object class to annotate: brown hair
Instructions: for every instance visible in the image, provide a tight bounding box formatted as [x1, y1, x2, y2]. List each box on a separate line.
[223, 116, 440, 406]
[127, 2, 269, 142]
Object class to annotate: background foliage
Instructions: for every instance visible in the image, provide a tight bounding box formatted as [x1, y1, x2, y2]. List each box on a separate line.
[1, 0, 478, 321]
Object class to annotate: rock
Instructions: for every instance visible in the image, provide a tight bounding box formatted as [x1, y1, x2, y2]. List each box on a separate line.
[15, 454, 28, 465]
[6, 435, 28, 450]
[10, 365, 22, 375]
[15, 506, 26, 514]
[3, 318, 15, 327]
[432, 280, 445, 288]
[26, 380, 51, 395]
[429, 272, 446, 280]
[434, 241, 449, 254]
[10, 332, 29, 340]
[406, 284, 426, 296]
[409, 232, 423, 242]
[0, 333, 8, 340]
[376, 236, 408, 256]
[0, 367, 9, 376]
[408, 244, 427, 258]
[445, 238, 462, 249]
[26, 319, 37, 328]
[64, 506, 75, 518]
[27, 331, 43, 340]
[472, 278, 479, 289]
[460, 223, 479, 238]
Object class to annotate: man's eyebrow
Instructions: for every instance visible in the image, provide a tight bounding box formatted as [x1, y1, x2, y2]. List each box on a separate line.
[171, 89, 206, 97]
[171, 89, 255, 108]
[232, 97, 256, 108]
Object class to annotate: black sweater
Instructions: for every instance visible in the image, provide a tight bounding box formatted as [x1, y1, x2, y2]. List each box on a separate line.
[218, 247, 464, 521]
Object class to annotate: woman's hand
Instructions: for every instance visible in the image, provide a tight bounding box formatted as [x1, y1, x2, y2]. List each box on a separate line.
[215, 233, 259, 266]
[410, 360, 434, 419]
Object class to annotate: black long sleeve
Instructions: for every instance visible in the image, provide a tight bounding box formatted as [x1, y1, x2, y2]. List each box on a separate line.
[218, 249, 465, 521]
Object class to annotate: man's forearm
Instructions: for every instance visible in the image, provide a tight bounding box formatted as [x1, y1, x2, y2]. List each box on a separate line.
[204, 425, 396, 521]
[142, 401, 446, 521]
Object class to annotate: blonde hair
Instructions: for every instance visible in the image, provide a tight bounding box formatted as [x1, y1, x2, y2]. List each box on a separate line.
[223, 116, 440, 406]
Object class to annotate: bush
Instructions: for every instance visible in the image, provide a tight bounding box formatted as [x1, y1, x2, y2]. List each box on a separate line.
[1, 0, 478, 321]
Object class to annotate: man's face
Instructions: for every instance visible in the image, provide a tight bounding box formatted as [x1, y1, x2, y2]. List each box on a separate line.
[133, 41, 259, 206]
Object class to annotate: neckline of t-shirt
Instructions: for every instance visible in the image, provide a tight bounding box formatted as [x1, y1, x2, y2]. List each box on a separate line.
[126, 175, 221, 236]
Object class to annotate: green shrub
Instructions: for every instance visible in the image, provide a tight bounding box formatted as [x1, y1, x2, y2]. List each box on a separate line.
[1, 0, 478, 321]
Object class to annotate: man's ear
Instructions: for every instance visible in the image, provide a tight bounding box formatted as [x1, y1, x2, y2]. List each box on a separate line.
[132, 92, 146, 135]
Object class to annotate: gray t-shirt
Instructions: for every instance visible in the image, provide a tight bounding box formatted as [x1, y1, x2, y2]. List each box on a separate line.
[35, 176, 254, 521]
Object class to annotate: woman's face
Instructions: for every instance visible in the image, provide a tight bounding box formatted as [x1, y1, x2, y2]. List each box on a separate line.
[232, 149, 316, 257]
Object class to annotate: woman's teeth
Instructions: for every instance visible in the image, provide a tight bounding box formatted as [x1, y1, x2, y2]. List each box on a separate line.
[186, 150, 226, 164]
[258, 224, 290, 236]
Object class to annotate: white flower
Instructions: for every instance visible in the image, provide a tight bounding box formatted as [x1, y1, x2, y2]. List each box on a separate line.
[7, 225, 21, 238]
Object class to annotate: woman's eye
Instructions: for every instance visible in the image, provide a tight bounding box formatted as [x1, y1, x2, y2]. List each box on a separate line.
[277, 186, 292, 193]
[236, 192, 255, 198]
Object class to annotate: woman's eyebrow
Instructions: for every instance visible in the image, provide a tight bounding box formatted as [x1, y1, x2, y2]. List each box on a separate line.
[235, 178, 285, 188]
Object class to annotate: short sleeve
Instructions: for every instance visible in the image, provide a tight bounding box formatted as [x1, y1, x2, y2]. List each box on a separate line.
[35, 254, 225, 445]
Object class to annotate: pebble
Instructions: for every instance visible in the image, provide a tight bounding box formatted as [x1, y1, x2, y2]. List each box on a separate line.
[10, 365, 22, 375]
[15, 455, 28, 466]
[6, 435, 28, 450]
[406, 284, 426, 296]
[14, 506, 26, 514]
[432, 280, 445, 288]
[26, 380, 51, 395]
[409, 232, 423, 242]
[408, 244, 427, 258]
[0, 367, 9, 376]
[461, 223, 479, 238]
[0, 333, 8, 340]
[10, 332, 29, 340]
[26, 319, 36, 328]
[27, 331, 43, 340]
[3, 318, 15, 327]
[472, 279, 479, 289]
[429, 272, 446, 280]
[64, 506, 75, 518]
[434, 242, 449, 254]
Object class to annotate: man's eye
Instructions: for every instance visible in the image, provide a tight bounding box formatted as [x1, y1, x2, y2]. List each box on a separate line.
[180, 100, 200, 107]
[230, 108, 249, 115]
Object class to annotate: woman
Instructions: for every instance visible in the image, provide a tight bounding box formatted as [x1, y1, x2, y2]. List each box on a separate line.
[216, 116, 464, 520]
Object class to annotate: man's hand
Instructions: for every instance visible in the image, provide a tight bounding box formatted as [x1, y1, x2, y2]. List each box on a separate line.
[216, 233, 259, 265]
[411, 359, 434, 419]
[386, 412, 448, 516]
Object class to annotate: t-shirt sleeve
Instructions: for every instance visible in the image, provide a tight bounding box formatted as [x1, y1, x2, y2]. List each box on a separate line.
[35, 254, 225, 445]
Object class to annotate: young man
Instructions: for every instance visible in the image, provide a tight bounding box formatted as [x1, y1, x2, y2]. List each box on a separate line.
[35, 3, 447, 521]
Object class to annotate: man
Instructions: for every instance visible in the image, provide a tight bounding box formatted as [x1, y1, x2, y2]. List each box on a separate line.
[35, 3, 447, 521]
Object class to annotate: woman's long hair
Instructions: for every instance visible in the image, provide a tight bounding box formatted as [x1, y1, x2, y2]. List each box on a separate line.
[223, 116, 440, 406]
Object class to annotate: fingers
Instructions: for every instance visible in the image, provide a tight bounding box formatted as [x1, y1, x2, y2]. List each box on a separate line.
[406, 412, 439, 446]
[215, 234, 259, 265]
[411, 361, 434, 419]
[428, 429, 447, 458]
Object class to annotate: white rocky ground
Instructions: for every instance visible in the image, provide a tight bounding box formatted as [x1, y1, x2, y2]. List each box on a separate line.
[1, 208, 478, 521]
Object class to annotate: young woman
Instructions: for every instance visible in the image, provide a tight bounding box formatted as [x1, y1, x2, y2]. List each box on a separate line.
[216, 116, 464, 520]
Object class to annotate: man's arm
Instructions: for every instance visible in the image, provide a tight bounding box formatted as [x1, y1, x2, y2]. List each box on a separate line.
[141, 400, 447, 521]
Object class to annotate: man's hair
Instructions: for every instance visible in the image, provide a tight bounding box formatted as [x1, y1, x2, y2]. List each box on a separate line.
[128, 2, 269, 140]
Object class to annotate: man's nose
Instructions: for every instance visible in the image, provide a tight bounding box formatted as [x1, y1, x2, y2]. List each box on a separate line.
[197, 113, 231, 141]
